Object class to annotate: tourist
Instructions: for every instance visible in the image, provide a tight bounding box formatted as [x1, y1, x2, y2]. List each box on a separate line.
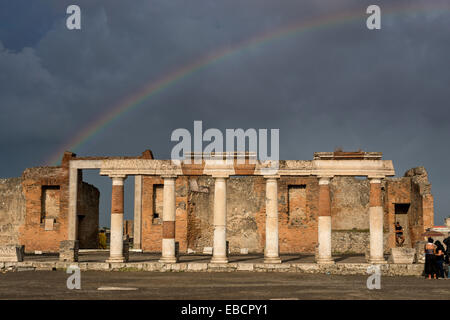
[444, 236, 450, 278]
[395, 222, 405, 246]
[434, 240, 445, 279]
[424, 238, 437, 280]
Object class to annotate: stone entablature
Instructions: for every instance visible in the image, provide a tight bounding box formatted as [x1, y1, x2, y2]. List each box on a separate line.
[67, 158, 395, 178]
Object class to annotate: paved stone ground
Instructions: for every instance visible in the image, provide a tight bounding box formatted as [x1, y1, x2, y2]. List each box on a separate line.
[24, 252, 366, 263]
[0, 270, 448, 300]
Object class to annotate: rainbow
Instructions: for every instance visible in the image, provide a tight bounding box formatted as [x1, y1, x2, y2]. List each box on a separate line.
[47, 2, 450, 165]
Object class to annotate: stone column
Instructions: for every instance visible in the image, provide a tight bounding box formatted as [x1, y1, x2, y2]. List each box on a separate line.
[317, 176, 334, 264]
[133, 175, 143, 250]
[107, 175, 127, 263]
[159, 176, 178, 263]
[264, 176, 281, 264]
[211, 176, 228, 263]
[68, 167, 78, 241]
[368, 177, 386, 264]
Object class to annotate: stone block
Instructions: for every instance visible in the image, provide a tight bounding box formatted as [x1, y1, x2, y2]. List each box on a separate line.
[171, 263, 187, 272]
[365, 247, 370, 262]
[187, 263, 208, 271]
[123, 240, 130, 262]
[0, 245, 25, 262]
[414, 241, 426, 264]
[240, 248, 249, 254]
[59, 240, 79, 262]
[175, 241, 180, 259]
[237, 263, 254, 271]
[203, 247, 213, 254]
[389, 248, 415, 264]
[44, 218, 54, 231]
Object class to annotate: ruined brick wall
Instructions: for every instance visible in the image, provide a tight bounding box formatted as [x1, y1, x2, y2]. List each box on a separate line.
[332, 231, 390, 254]
[18, 167, 99, 252]
[385, 177, 411, 248]
[329, 177, 370, 230]
[0, 178, 26, 246]
[142, 175, 320, 254]
[404, 167, 434, 246]
[278, 177, 320, 253]
[141, 176, 189, 252]
[19, 167, 69, 252]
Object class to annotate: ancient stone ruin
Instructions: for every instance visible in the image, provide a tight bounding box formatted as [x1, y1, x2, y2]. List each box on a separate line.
[0, 150, 434, 265]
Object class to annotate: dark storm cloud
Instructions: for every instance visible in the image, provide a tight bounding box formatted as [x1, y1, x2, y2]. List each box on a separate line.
[1, 0, 449, 226]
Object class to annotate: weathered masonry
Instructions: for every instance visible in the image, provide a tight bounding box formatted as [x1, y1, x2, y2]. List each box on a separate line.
[0, 154, 99, 252]
[0, 150, 434, 264]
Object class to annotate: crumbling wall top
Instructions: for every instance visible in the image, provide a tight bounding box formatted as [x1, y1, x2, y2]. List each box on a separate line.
[314, 151, 383, 160]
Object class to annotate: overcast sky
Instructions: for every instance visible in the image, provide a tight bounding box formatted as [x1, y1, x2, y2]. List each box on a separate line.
[1, 0, 449, 227]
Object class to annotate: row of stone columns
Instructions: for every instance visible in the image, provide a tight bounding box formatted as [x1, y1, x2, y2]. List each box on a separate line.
[106, 174, 386, 264]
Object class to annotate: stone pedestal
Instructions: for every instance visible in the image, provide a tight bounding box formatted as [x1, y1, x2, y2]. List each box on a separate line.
[414, 241, 427, 264]
[0, 245, 25, 262]
[59, 241, 79, 262]
[203, 247, 213, 254]
[175, 241, 180, 260]
[388, 248, 415, 264]
[123, 240, 130, 263]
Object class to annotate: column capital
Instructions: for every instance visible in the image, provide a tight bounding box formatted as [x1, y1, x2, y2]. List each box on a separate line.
[368, 177, 383, 184]
[264, 175, 280, 180]
[212, 174, 229, 179]
[110, 175, 127, 185]
[318, 176, 333, 185]
[161, 174, 177, 179]
[109, 174, 127, 179]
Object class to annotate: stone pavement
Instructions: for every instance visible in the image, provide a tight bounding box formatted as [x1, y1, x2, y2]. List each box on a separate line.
[0, 252, 427, 276]
[0, 271, 448, 300]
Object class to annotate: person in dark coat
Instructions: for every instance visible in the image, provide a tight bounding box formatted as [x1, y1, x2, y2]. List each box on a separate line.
[434, 240, 446, 279]
[444, 236, 450, 278]
[424, 237, 437, 279]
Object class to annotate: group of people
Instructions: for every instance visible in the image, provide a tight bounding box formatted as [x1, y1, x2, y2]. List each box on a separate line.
[424, 237, 449, 279]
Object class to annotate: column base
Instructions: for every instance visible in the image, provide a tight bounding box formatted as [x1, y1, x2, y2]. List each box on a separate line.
[210, 256, 228, 264]
[264, 257, 281, 264]
[159, 257, 178, 264]
[316, 257, 335, 264]
[106, 256, 125, 263]
[368, 258, 387, 264]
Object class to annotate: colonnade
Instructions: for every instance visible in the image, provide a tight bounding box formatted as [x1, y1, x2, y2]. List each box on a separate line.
[105, 174, 386, 264]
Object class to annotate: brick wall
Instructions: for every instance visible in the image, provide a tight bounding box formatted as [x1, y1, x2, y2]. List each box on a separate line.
[18, 166, 99, 252]
[141, 176, 189, 252]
